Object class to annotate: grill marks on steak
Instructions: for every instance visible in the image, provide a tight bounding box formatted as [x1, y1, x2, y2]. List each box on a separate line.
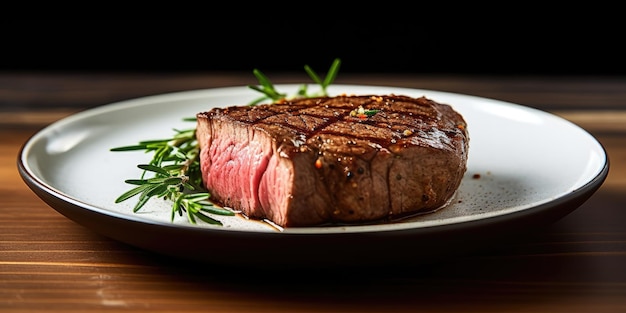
[196, 94, 469, 227]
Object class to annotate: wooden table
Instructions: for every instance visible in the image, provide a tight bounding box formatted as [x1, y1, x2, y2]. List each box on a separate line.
[2, 72, 625, 312]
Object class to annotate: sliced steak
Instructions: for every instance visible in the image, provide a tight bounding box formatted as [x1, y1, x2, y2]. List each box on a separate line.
[195, 94, 469, 227]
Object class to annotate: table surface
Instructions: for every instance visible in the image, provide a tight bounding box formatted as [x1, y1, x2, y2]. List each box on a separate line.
[1, 72, 625, 313]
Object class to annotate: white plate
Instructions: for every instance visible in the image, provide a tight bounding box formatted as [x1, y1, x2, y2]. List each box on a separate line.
[18, 84, 609, 267]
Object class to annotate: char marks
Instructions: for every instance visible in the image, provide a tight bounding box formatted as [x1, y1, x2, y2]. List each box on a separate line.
[219, 95, 456, 151]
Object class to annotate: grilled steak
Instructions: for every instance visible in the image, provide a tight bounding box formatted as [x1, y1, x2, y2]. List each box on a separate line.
[196, 94, 469, 227]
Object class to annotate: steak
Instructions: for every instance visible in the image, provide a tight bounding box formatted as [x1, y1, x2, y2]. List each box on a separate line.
[195, 94, 469, 228]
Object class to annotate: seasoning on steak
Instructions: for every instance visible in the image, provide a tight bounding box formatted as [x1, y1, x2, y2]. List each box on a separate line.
[195, 94, 469, 228]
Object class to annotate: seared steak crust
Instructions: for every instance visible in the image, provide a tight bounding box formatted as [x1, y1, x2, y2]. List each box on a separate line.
[196, 94, 469, 227]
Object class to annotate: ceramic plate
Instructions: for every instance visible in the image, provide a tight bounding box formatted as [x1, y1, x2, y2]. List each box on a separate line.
[18, 84, 609, 267]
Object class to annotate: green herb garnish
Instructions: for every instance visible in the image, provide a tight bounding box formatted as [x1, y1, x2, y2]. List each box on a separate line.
[247, 58, 341, 105]
[110, 122, 235, 225]
[111, 58, 342, 225]
[350, 106, 380, 120]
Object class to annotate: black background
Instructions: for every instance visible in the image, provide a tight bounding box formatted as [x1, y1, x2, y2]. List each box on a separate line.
[2, 19, 624, 76]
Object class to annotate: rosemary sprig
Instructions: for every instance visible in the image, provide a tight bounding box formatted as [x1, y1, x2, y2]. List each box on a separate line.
[112, 58, 342, 225]
[110, 120, 235, 225]
[247, 58, 341, 105]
